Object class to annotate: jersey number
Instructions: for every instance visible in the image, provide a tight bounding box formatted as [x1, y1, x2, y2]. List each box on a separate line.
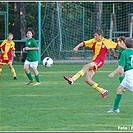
[130, 55, 133, 66]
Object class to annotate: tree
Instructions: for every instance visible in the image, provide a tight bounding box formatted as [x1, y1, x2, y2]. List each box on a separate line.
[94, 2, 103, 29]
[17, 2, 27, 39]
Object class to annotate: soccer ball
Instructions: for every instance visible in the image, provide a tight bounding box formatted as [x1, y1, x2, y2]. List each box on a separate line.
[42, 57, 53, 67]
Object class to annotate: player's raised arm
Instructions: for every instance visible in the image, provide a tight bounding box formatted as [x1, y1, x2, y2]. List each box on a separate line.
[73, 42, 84, 53]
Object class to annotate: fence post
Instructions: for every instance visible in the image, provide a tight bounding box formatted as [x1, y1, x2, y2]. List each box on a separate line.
[38, 2, 41, 63]
[129, 13, 133, 38]
[6, 2, 8, 38]
[57, 2, 63, 59]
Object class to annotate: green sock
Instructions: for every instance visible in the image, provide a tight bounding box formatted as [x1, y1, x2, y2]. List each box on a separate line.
[35, 74, 40, 82]
[113, 94, 122, 110]
[26, 72, 33, 81]
[119, 76, 124, 83]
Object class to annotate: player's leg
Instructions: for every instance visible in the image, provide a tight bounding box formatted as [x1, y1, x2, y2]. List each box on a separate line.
[107, 85, 125, 113]
[8, 63, 18, 80]
[0, 64, 3, 76]
[63, 62, 94, 85]
[85, 70, 108, 99]
[119, 68, 126, 92]
[107, 69, 133, 113]
[119, 68, 124, 83]
[32, 68, 40, 86]
[113, 85, 125, 110]
[24, 60, 34, 85]
[31, 61, 40, 86]
[0, 55, 5, 76]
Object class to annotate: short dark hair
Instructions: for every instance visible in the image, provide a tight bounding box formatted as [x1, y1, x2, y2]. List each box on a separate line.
[26, 27, 35, 36]
[125, 37, 133, 48]
[8, 33, 13, 36]
[119, 36, 126, 43]
[93, 29, 103, 36]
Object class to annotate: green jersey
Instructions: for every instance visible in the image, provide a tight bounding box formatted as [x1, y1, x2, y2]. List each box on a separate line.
[119, 49, 133, 72]
[25, 38, 39, 62]
[115, 47, 124, 60]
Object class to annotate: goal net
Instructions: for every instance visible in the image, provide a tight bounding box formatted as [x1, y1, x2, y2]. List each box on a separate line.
[41, 2, 133, 61]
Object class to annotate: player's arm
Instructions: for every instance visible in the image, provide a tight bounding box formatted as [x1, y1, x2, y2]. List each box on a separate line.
[12, 42, 16, 57]
[73, 42, 84, 53]
[73, 39, 94, 53]
[108, 66, 123, 78]
[113, 48, 118, 59]
[0, 41, 5, 54]
[109, 51, 125, 78]
[23, 47, 39, 51]
[0, 48, 4, 54]
[12, 50, 16, 57]
[23, 39, 39, 51]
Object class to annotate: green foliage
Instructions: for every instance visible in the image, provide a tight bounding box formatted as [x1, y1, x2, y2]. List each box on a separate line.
[0, 2, 8, 39]
[0, 64, 133, 131]
[0, 2, 133, 60]
[0, 2, 132, 39]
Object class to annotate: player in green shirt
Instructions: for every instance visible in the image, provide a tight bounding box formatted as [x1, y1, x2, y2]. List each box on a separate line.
[107, 37, 133, 113]
[113, 36, 126, 60]
[23, 28, 40, 86]
[113, 36, 127, 91]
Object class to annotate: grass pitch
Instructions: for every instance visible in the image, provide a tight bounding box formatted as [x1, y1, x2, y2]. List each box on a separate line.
[0, 63, 133, 131]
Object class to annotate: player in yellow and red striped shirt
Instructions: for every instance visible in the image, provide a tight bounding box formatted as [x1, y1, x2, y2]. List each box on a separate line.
[0, 33, 18, 80]
[63, 29, 126, 99]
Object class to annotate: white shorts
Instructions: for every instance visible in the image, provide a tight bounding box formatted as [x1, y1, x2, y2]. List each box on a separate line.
[121, 69, 133, 91]
[24, 60, 38, 69]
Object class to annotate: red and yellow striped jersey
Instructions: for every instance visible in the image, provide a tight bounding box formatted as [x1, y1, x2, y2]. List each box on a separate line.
[0, 40, 15, 61]
[83, 37, 118, 61]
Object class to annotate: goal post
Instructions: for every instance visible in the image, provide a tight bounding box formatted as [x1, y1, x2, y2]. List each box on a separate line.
[38, 2, 41, 63]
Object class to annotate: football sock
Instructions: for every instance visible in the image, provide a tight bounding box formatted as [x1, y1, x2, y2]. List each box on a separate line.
[11, 68, 17, 77]
[26, 72, 33, 81]
[0, 68, 2, 75]
[113, 94, 122, 110]
[92, 83, 104, 93]
[72, 70, 84, 81]
[119, 76, 124, 83]
[35, 74, 40, 82]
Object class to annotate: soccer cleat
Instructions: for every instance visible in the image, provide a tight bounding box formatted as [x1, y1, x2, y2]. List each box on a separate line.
[33, 82, 41, 86]
[25, 80, 34, 85]
[107, 108, 120, 113]
[101, 90, 108, 99]
[14, 77, 18, 80]
[63, 76, 74, 85]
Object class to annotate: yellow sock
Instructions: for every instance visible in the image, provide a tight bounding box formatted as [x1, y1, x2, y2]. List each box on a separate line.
[92, 83, 104, 93]
[11, 68, 17, 77]
[72, 70, 84, 81]
[0, 68, 2, 75]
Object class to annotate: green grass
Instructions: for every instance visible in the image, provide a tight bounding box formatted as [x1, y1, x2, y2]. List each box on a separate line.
[0, 63, 133, 131]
